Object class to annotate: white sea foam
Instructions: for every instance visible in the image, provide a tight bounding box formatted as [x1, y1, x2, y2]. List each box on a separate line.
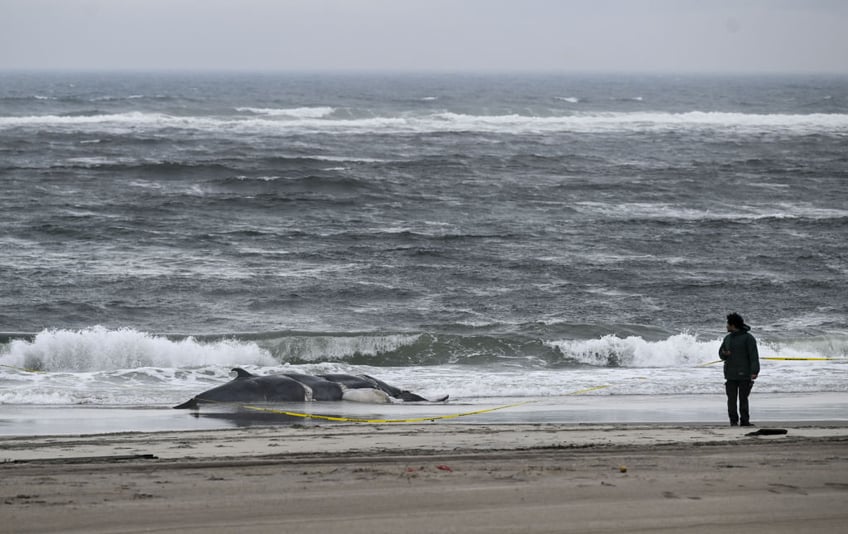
[234, 174, 281, 181]
[64, 156, 132, 167]
[235, 106, 335, 118]
[3, 110, 848, 136]
[310, 155, 389, 163]
[320, 356, 847, 401]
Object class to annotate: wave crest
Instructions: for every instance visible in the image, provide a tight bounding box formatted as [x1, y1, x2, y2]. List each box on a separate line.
[1, 326, 276, 372]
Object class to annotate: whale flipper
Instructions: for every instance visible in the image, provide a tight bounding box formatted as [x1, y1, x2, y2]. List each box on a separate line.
[341, 388, 392, 403]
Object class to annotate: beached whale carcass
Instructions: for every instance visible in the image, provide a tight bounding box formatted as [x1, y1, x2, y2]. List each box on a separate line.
[173, 368, 448, 408]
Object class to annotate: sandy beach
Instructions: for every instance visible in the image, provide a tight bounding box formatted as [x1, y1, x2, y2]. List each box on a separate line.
[2, 421, 847, 533]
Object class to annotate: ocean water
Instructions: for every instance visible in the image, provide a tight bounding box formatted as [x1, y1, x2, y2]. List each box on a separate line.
[1, 72, 846, 416]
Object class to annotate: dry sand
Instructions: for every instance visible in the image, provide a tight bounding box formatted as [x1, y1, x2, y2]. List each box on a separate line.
[2, 423, 847, 533]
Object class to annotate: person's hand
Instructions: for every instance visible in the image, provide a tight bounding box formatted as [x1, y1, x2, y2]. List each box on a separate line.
[751, 374, 758, 380]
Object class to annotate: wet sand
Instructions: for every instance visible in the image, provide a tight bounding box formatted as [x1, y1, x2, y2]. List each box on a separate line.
[2, 422, 847, 533]
[3, 392, 847, 436]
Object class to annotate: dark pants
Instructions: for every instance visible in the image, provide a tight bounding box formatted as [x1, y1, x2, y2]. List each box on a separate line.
[725, 380, 754, 425]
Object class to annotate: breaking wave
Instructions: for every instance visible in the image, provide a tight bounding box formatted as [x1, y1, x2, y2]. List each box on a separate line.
[2, 327, 845, 373]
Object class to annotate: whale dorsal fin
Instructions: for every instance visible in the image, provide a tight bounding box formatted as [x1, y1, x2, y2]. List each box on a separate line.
[232, 367, 255, 379]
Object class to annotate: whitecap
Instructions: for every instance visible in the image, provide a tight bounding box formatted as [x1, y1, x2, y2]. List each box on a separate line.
[235, 106, 335, 118]
[3, 110, 848, 137]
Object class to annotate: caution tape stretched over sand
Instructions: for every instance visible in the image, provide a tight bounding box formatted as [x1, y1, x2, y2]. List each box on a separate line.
[240, 399, 535, 424]
[238, 384, 613, 424]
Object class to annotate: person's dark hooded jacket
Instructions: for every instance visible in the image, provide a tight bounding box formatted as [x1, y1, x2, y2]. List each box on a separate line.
[719, 326, 760, 380]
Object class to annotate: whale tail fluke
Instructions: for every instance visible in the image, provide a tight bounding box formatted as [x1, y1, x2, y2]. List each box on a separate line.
[173, 397, 199, 409]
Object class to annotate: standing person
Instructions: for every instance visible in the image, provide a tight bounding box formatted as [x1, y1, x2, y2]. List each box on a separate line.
[719, 313, 760, 426]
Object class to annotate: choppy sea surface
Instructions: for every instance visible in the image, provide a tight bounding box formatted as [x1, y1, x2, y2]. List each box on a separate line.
[1, 72, 846, 417]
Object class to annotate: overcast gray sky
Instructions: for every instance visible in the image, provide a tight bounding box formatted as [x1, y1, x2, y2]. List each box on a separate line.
[1, 0, 846, 73]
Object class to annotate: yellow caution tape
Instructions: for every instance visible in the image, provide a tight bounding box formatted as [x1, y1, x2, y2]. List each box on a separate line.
[239, 399, 536, 423]
[0, 364, 45, 373]
[566, 384, 611, 395]
[700, 356, 842, 366]
[234, 383, 612, 424]
[763, 357, 840, 361]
